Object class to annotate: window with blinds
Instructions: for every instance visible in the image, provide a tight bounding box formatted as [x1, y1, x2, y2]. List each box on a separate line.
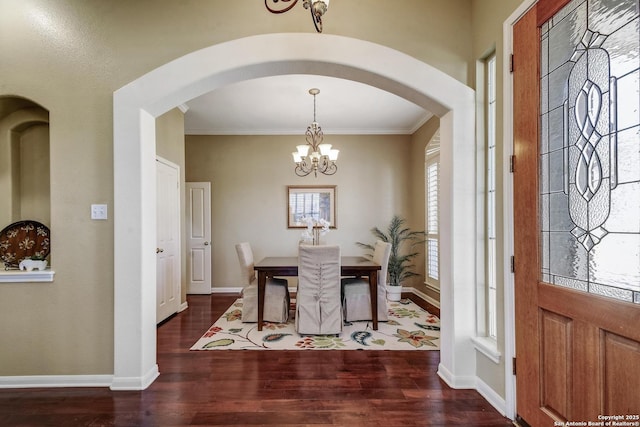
[486, 54, 497, 340]
[427, 162, 439, 281]
[425, 131, 440, 287]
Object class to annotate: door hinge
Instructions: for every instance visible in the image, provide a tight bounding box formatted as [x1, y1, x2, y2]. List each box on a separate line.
[510, 155, 516, 173]
[512, 357, 517, 375]
[510, 54, 514, 73]
[511, 256, 515, 273]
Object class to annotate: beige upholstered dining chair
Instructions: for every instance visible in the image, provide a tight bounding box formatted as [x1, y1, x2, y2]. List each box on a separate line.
[295, 244, 342, 335]
[235, 242, 290, 323]
[341, 240, 392, 322]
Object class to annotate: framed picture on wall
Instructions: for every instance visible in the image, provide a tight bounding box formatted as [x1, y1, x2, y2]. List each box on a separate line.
[287, 185, 336, 228]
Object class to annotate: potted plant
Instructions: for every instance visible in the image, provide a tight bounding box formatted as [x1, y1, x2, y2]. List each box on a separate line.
[357, 215, 426, 301]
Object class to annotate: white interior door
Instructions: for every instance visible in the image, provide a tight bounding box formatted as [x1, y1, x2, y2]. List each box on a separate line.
[186, 182, 212, 294]
[156, 157, 181, 323]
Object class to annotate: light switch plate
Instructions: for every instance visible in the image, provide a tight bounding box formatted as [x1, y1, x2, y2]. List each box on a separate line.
[91, 204, 108, 220]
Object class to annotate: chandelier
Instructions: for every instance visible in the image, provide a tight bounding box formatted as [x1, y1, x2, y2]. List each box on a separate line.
[265, 0, 330, 33]
[292, 88, 339, 177]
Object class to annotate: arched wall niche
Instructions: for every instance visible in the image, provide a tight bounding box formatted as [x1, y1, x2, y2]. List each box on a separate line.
[0, 96, 50, 230]
[113, 33, 477, 391]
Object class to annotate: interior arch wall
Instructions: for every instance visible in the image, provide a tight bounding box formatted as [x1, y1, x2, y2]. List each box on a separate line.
[113, 33, 476, 390]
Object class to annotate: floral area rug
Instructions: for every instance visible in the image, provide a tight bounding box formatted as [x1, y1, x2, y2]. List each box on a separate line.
[190, 298, 440, 351]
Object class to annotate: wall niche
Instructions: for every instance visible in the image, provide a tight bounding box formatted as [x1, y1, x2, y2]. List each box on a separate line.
[0, 96, 50, 230]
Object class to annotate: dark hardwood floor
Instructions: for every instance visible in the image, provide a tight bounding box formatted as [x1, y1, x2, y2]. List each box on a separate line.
[0, 293, 513, 426]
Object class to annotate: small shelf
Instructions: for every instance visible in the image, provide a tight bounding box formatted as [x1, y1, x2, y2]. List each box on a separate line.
[0, 269, 55, 283]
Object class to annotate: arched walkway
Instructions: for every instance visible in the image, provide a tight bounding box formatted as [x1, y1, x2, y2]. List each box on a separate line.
[112, 33, 476, 390]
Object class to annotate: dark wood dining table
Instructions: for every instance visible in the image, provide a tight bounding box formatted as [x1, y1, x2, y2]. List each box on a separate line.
[254, 256, 381, 331]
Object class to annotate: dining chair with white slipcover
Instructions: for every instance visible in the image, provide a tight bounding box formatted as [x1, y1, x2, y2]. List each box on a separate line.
[341, 240, 392, 322]
[295, 244, 342, 335]
[236, 242, 290, 323]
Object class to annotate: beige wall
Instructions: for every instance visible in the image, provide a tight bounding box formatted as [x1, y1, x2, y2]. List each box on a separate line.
[470, 0, 524, 397]
[185, 134, 418, 287]
[0, 0, 525, 395]
[19, 124, 50, 225]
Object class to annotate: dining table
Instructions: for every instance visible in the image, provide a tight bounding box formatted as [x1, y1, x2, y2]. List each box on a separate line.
[254, 256, 381, 331]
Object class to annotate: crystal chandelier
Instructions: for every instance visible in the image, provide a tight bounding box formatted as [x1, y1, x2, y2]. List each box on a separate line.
[265, 0, 330, 33]
[292, 88, 339, 177]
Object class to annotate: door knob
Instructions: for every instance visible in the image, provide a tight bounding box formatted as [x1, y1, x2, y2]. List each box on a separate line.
[156, 248, 164, 253]
[204, 241, 210, 246]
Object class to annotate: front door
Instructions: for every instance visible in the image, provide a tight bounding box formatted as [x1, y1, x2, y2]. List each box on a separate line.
[513, 0, 640, 425]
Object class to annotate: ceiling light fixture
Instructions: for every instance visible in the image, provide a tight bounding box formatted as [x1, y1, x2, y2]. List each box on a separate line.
[292, 88, 338, 177]
[265, 0, 330, 33]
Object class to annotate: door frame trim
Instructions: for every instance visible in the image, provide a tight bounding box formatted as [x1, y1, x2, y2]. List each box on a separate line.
[503, 0, 537, 420]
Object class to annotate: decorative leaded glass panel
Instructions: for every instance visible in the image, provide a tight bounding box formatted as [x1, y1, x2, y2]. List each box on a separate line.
[540, 0, 640, 304]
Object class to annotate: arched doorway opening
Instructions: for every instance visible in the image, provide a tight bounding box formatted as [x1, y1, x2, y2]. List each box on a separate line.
[113, 33, 476, 390]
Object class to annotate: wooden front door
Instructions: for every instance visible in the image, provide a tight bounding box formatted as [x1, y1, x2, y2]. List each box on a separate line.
[513, 0, 640, 425]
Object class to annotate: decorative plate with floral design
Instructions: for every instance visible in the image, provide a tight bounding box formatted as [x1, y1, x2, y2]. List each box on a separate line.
[0, 220, 50, 268]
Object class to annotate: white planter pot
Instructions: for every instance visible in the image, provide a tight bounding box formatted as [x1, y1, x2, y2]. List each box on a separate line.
[386, 284, 402, 301]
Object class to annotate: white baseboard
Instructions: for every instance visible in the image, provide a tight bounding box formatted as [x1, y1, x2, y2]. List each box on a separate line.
[0, 358, 158, 392]
[437, 363, 476, 389]
[179, 301, 189, 312]
[2, 286, 502, 414]
[0, 374, 113, 389]
[476, 376, 507, 416]
[211, 287, 242, 294]
[437, 320, 507, 420]
[409, 286, 440, 309]
[437, 362, 455, 387]
[110, 364, 159, 391]
[213, 286, 440, 307]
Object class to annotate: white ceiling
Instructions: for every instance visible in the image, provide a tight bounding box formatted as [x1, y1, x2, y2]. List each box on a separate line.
[184, 74, 433, 135]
